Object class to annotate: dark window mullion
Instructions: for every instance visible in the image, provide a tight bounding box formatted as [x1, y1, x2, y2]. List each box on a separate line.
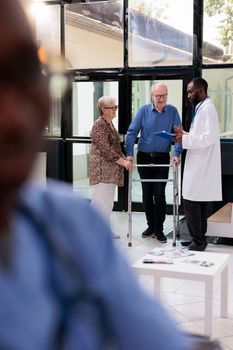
[193, 0, 203, 77]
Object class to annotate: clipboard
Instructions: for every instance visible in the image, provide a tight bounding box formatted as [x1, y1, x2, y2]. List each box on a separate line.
[154, 131, 175, 140]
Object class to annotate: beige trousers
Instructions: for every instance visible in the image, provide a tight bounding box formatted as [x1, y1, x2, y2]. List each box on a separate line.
[91, 183, 116, 223]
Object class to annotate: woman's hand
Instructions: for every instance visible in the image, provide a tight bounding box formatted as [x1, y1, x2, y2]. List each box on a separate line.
[116, 157, 133, 171]
[124, 159, 133, 172]
[121, 158, 133, 171]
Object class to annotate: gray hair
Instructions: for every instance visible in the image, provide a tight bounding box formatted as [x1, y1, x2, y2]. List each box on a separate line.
[97, 96, 116, 115]
[151, 83, 168, 95]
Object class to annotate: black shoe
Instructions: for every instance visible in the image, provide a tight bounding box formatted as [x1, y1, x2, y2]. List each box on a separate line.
[156, 231, 167, 243]
[188, 242, 207, 251]
[181, 241, 192, 247]
[142, 227, 154, 238]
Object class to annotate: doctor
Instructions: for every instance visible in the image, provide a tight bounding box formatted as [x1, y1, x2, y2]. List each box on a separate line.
[174, 77, 222, 251]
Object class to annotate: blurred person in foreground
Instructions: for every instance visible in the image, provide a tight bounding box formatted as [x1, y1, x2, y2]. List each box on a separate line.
[125, 83, 182, 243]
[0, 1, 205, 349]
[89, 96, 133, 238]
[174, 78, 222, 251]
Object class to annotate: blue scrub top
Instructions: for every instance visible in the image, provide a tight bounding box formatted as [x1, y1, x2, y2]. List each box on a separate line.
[0, 180, 192, 350]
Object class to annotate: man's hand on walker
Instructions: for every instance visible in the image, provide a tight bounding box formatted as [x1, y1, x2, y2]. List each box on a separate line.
[172, 156, 181, 165]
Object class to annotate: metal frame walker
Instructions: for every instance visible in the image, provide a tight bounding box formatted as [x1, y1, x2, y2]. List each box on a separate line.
[127, 163, 179, 247]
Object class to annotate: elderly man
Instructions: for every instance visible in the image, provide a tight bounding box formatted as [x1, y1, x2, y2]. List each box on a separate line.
[125, 83, 182, 243]
[0, 1, 206, 349]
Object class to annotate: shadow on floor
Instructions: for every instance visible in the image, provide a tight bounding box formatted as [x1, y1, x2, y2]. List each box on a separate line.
[167, 218, 233, 246]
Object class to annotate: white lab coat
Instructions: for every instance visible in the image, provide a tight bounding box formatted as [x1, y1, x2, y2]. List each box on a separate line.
[182, 97, 222, 201]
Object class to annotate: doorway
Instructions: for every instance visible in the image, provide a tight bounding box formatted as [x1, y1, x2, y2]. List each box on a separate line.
[62, 71, 192, 213]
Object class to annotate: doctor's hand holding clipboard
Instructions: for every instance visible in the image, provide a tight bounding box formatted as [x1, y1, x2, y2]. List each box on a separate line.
[173, 126, 188, 144]
[154, 131, 175, 141]
[154, 128, 182, 165]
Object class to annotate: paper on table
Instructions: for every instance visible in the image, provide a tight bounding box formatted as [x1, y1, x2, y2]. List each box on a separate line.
[149, 247, 194, 259]
[154, 131, 175, 140]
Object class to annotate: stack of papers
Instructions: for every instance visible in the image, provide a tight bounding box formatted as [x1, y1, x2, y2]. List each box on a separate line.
[182, 259, 214, 267]
[149, 247, 194, 259]
[165, 249, 195, 259]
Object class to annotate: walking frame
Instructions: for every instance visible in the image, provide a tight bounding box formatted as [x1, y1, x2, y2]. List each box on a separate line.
[127, 163, 179, 247]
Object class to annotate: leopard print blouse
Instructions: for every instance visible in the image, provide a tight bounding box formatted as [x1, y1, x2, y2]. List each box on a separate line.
[89, 117, 125, 187]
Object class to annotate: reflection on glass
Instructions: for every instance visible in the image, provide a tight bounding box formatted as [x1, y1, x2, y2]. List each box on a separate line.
[73, 143, 91, 198]
[44, 93, 61, 137]
[65, 1, 123, 69]
[72, 143, 118, 202]
[28, 3, 62, 136]
[203, 68, 233, 138]
[29, 3, 60, 62]
[203, 0, 233, 64]
[72, 81, 119, 137]
[131, 79, 183, 205]
[128, 0, 193, 67]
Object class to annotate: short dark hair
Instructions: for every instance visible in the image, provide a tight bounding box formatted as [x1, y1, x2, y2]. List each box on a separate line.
[191, 78, 208, 93]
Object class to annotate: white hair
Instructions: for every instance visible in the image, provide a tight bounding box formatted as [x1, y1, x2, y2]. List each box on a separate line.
[97, 96, 117, 115]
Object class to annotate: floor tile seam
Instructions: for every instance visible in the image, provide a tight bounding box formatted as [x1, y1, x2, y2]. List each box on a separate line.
[171, 303, 222, 322]
[168, 304, 205, 323]
[172, 280, 189, 294]
[164, 303, 191, 322]
[163, 291, 204, 300]
[218, 338, 233, 349]
[171, 299, 208, 309]
[173, 302, 220, 314]
[178, 321, 204, 333]
[162, 298, 205, 307]
[219, 335, 233, 341]
[192, 316, 233, 328]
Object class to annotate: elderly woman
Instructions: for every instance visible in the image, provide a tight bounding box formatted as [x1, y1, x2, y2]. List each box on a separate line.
[89, 96, 132, 230]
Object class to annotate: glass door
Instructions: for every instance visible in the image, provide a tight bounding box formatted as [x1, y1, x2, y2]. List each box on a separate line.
[67, 73, 193, 213]
[68, 78, 125, 210]
[127, 74, 192, 214]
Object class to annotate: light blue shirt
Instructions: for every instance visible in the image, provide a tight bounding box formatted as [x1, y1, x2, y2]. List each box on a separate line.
[125, 103, 182, 157]
[0, 180, 192, 350]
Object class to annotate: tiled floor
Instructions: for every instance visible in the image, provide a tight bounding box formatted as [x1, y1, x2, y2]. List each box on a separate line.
[110, 211, 233, 350]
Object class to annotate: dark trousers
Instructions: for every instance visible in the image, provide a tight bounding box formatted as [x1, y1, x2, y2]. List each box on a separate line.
[137, 152, 169, 233]
[183, 199, 208, 245]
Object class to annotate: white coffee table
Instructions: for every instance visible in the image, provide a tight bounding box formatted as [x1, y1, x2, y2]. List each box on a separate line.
[132, 251, 230, 336]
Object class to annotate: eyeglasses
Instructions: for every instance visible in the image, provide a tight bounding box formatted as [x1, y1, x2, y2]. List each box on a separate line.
[153, 94, 167, 99]
[104, 106, 118, 111]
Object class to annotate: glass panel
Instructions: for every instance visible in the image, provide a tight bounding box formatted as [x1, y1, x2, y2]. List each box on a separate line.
[131, 79, 183, 205]
[128, 0, 193, 67]
[72, 81, 119, 137]
[72, 143, 118, 202]
[203, 68, 233, 138]
[44, 88, 62, 137]
[28, 3, 61, 136]
[73, 143, 91, 198]
[132, 79, 183, 120]
[203, 0, 233, 64]
[65, 1, 123, 69]
[29, 3, 60, 62]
